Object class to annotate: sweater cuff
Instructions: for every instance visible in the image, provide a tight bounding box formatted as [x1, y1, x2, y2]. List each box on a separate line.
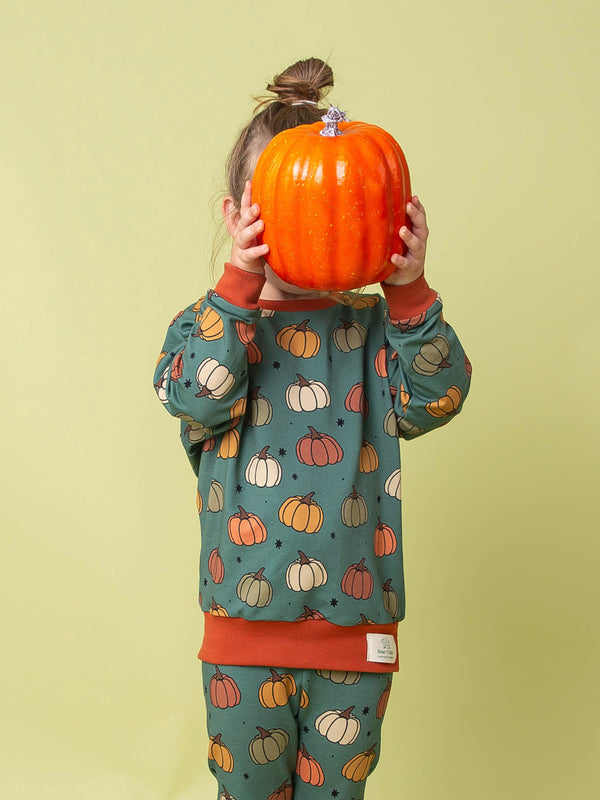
[382, 272, 437, 320]
[214, 263, 266, 310]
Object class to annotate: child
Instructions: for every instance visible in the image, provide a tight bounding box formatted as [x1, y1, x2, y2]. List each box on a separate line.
[154, 58, 470, 800]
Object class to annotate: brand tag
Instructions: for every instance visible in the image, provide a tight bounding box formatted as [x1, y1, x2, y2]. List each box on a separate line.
[366, 633, 397, 664]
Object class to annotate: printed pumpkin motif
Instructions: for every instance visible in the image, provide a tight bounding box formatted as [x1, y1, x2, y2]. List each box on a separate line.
[382, 408, 399, 437]
[276, 319, 321, 358]
[397, 418, 423, 438]
[208, 547, 225, 583]
[315, 706, 361, 745]
[296, 427, 344, 467]
[258, 669, 297, 708]
[465, 354, 472, 378]
[285, 551, 328, 592]
[209, 597, 229, 617]
[332, 319, 367, 352]
[390, 310, 427, 332]
[412, 334, 451, 376]
[249, 727, 290, 765]
[218, 786, 236, 800]
[237, 568, 273, 608]
[195, 357, 235, 399]
[374, 344, 388, 377]
[399, 383, 410, 413]
[267, 780, 293, 800]
[208, 734, 234, 773]
[296, 744, 325, 786]
[376, 679, 393, 719]
[218, 426, 240, 459]
[345, 382, 369, 418]
[183, 420, 213, 444]
[382, 578, 400, 618]
[194, 307, 224, 341]
[245, 446, 282, 488]
[359, 441, 379, 473]
[235, 319, 262, 364]
[227, 506, 268, 546]
[208, 479, 225, 512]
[316, 669, 362, 685]
[373, 519, 397, 557]
[384, 469, 402, 500]
[341, 744, 377, 782]
[285, 374, 330, 412]
[170, 350, 184, 381]
[209, 666, 241, 709]
[425, 385, 462, 418]
[295, 605, 326, 622]
[279, 492, 324, 533]
[196, 490, 203, 515]
[247, 386, 273, 427]
[341, 559, 374, 600]
[340, 487, 369, 528]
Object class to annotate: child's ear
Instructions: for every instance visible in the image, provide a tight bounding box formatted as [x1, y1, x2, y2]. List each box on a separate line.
[222, 196, 240, 238]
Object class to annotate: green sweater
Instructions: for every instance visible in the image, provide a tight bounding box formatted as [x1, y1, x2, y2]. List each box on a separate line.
[153, 265, 470, 671]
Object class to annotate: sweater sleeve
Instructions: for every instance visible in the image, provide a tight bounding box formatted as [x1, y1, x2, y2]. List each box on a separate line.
[381, 274, 472, 439]
[152, 265, 266, 452]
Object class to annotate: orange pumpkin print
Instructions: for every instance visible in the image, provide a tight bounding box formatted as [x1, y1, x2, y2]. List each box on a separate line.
[209, 666, 241, 709]
[194, 307, 224, 341]
[345, 382, 369, 418]
[208, 733, 234, 773]
[373, 519, 397, 556]
[359, 440, 379, 473]
[267, 780, 293, 800]
[170, 350, 184, 382]
[296, 744, 325, 786]
[276, 319, 321, 358]
[341, 558, 374, 599]
[208, 547, 225, 583]
[341, 744, 377, 782]
[296, 427, 344, 466]
[425, 385, 462, 418]
[227, 506, 268, 546]
[279, 492, 324, 533]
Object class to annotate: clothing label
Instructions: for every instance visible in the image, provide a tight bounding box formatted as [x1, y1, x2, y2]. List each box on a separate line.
[366, 633, 397, 664]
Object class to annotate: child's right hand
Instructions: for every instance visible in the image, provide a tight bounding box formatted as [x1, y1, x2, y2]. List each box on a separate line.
[224, 180, 270, 274]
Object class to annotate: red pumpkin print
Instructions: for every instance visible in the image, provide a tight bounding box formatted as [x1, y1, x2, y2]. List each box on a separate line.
[345, 382, 369, 418]
[267, 780, 293, 800]
[376, 678, 393, 719]
[209, 666, 241, 709]
[170, 350, 184, 381]
[208, 547, 225, 584]
[373, 519, 397, 557]
[296, 426, 344, 467]
[341, 558, 374, 599]
[295, 605, 327, 622]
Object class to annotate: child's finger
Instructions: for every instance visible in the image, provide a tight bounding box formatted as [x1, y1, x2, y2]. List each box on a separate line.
[238, 218, 264, 247]
[400, 225, 425, 253]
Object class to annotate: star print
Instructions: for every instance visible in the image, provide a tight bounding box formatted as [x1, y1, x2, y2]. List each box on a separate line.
[170, 351, 176, 358]
[376, 495, 382, 503]
[203, 579, 208, 587]
[362, 706, 370, 715]
[292, 473, 298, 480]
[337, 418, 345, 426]
[236, 484, 243, 493]
[272, 361, 281, 369]
[184, 379, 192, 388]
[302, 725, 309, 734]
[275, 540, 282, 549]
[236, 556, 242, 564]
[331, 791, 339, 798]
[189, 352, 196, 359]
[367, 730, 372, 737]
[243, 773, 249, 780]
[279, 448, 287, 457]
[330, 598, 338, 607]
[330, 532, 336, 539]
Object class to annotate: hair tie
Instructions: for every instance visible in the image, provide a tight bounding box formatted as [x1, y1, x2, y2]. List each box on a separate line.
[291, 100, 318, 106]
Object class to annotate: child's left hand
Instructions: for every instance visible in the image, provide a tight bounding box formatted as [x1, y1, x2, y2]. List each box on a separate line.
[383, 196, 429, 286]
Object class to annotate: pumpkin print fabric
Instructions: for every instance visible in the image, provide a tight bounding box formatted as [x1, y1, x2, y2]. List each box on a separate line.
[153, 265, 471, 670]
[203, 662, 390, 800]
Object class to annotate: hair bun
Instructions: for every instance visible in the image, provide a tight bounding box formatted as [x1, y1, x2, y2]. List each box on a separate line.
[266, 57, 334, 106]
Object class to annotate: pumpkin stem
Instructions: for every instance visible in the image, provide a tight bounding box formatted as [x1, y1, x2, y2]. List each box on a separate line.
[320, 105, 347, 137]
[237, 505, 249, 519]
[382, 578, 393, 590]
[256, 725, 271, 738]
[296, 319, 310, 331]
[307, 426, 321, 439]
[296, 373, 310, 387]
[300, 492, 315, 505]
[298, 550, 311, 565]
[269, 668, 283, 681]
[340, 706, 355, 718]
[214, 665, 223, 678]
[254, 567, 266, 580]
[212, 733, 222, 744]
[258, 445, 270, 459]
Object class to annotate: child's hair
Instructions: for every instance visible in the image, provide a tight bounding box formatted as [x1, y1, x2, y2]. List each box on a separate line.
[226, 57, 334, 208]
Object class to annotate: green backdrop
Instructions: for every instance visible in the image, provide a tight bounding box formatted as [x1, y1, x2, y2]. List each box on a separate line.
[1, 1, 599, 798]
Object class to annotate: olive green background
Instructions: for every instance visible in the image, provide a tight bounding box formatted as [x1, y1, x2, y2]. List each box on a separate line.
[1, 1, 598, 798]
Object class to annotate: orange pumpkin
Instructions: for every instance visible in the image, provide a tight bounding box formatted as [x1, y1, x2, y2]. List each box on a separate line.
[296, 744, 325, 786]
[425, 385, 462, 418]
[209, 666, 241, 709]
[258, 669, 297, 708]
[359, 440, 379, 473]
[345, 382, 369, 418]
[279, 492, 324, 533]
[194, 307, 224, 341]
[376, 678, 393, 719]
[275, 319, 321, 358]
[373, 519, 397, 557]
[267, 780, 293, 800]
[209, 597, 229, 617]
[295, 605, 326, 622]
[341, 744, 377, 782]
[208, 733, 234, 773]
[208, 547, 225, 583]
[252, 106, 411, 291]
[227, 506, 267, 546]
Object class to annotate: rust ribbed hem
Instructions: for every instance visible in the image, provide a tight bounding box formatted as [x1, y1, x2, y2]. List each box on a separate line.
[214, 263, 266, 309]
[198, 614, 399, 673]
[382, 272, 437, 319]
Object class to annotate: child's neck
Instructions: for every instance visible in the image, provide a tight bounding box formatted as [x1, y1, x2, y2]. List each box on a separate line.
[259, 265, 330, 302]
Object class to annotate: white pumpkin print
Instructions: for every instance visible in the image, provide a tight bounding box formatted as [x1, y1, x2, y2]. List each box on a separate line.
[285, 374, 331, 412]
[285, 551, 328, 592]
[315, 707, 361, 745]
[195, 357, 235, 399]
[384, 469, 402, 499]
[154, 367, 169, 404]
[245, 446, 282, 488]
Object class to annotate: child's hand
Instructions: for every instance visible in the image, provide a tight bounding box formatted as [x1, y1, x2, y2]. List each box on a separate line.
[224, 180, 270, 274]
[384, 196, 428, 286]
